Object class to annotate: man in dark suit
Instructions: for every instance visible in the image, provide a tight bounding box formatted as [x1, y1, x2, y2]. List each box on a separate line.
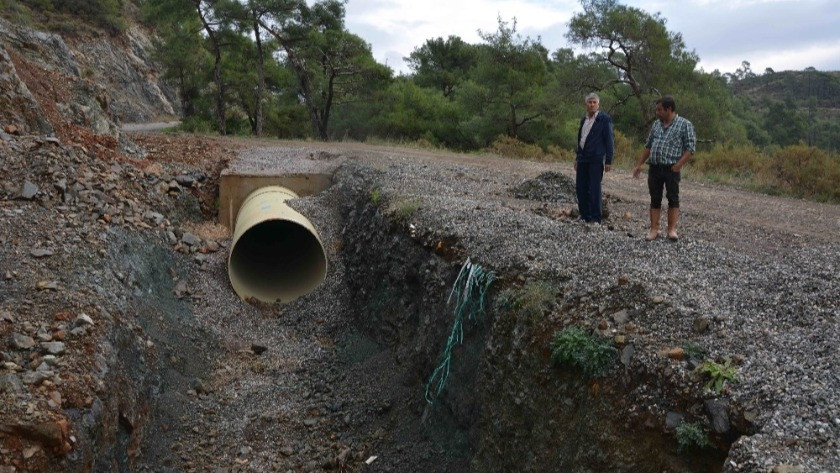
[575, 92, 614, 223]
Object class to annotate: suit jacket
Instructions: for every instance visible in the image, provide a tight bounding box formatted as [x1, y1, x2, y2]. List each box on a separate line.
[576, 111, 614, 165]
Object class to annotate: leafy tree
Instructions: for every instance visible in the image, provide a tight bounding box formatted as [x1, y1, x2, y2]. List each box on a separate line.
[192, 0, 239, 135]
[141, 0, 211, 118]
[369, 79, 465, 147]
[567, 0, 698, 136]
[255, 0, 390, 140]
[460, 17, 550, 146]
[764, 98, 806, 147]
[406, 36, 478, 98]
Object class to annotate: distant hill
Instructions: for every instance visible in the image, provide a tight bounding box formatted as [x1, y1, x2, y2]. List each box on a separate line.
[731, 70, 840, 109]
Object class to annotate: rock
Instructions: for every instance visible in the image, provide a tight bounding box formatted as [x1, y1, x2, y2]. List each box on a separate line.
[175, 174, 195, 187]
[36, 280, 60, 291]
[144, 211, 165, 225]
[41, 341, 66, 355]
[181, 232, 202, 247]
[667, 347, 685, 360]
[620, 344, 634, 367]
[652, 295, 665, 304]
[693, 315, 711, 333]
[611, 309, 629, 324]
[30, 248, 55, 258]
[0, 373, 23, 394]
[665, 411, 684, 430]
[617, 274, 630, 285]
[0, 419, 70, 451]
[251, 344, 268, 355]
[174, 280, 190, 298]
[22, 370, 51, 385]
[23, 445, 40, 459]
[21, 180, 39, 199]
[75, 313, 94, 326]
[279, 445, 295, 457]
[705, 399, 731, 434]
[11, 333, 36, 350]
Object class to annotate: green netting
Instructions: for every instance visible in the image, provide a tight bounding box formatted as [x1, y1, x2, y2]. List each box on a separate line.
[424, 258, 495, 404]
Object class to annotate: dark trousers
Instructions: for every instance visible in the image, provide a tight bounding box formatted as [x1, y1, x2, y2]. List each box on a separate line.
[648, 164, 681, 209]
[576, 160, 605, 222]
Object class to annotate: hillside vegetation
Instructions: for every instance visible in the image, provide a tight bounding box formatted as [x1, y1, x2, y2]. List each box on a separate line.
[2, 0, 839, 202]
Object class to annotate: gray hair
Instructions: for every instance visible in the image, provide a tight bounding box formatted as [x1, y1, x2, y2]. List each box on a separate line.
[585, 92, 600, 102]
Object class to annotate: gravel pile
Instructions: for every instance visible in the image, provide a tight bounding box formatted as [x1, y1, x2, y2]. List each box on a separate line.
[338, 147, 839, 472]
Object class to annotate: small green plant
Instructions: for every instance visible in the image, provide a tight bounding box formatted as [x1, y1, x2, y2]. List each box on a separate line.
[393, 197, 421, 221]
[550, 327, 616, 377]
[678, 340, 707, 360]
[698, 359, 737, 394]
[494, 281, 555, 323]
[369, 187, 382, 204]
[675, 421, 711, 452]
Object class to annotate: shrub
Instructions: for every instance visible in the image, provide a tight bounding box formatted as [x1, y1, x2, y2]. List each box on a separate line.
[611, 129, 639, 169]
[698, 359, 737, 394]
[678, 340, 707, 361]
[763, 145, 840, 201]
[494, 281, 555, 323]
[546, 145, 576, 162]
[675, 421, 711, 452]
[368, 187, 382, 204]
[391, 197, 421, 221]
[691, 144, 765, 182]
[487, 135, 546, 161]
[176, 116, 214, 134]
[550, 326, 616, 377]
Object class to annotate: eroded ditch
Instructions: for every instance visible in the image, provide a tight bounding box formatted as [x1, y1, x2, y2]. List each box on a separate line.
[92, 164, 736, 472]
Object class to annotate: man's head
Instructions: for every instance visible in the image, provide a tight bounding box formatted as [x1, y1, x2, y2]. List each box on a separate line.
[655, 95, 676, 122]
[585, 92, 600, 116]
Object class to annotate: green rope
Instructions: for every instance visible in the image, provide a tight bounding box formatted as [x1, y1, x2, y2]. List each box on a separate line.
[424, 258, 495, 404]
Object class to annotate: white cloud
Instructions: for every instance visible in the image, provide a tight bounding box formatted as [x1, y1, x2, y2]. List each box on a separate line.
[346, 0, 577, 73]
[698, 39, 840, 73]
[344, 0, 840, 75]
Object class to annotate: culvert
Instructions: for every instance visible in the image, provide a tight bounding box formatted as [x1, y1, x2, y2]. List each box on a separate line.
[227, 185, 327, 303]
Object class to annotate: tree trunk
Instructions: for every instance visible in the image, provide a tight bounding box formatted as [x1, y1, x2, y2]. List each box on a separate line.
[253, 19, 264, 137]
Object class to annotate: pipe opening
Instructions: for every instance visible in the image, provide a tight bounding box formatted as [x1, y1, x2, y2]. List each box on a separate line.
[229, 219, 327, 303]
[227, 185, 327, 303]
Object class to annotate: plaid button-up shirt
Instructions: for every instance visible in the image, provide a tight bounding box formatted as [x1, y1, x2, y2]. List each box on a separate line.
[645, 115, 696, 165]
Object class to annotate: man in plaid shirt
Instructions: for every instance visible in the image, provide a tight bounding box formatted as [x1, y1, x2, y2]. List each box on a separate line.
[632, 95, 696, 241]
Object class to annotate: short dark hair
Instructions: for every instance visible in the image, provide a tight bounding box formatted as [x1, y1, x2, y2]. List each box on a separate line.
[656, 95, 676, 112]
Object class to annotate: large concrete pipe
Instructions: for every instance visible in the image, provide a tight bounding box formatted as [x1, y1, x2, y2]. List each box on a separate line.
[228, 186, 327, 303]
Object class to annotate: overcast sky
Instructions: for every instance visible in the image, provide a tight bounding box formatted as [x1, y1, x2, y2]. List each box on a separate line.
[343, 0, 840, 76]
